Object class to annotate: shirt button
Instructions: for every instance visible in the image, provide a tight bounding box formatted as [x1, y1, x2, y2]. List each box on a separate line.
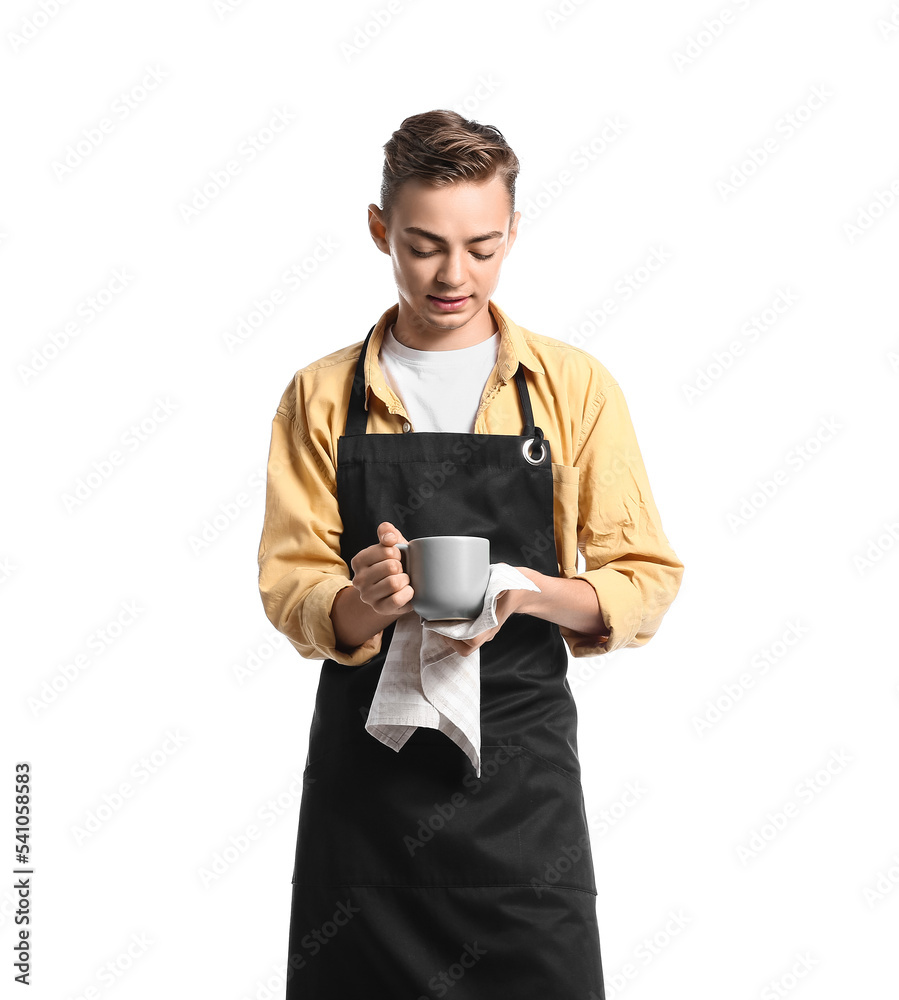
[402, 421, 411, 433]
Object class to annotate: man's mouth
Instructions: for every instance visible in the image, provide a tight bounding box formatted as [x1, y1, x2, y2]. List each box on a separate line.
[427, 294, 470, 311]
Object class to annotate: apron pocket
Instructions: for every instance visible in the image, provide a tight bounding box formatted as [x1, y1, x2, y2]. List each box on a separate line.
[291, 741, 528, 888]
[516, 744, 582, 786]
[515, 744, 597, 895]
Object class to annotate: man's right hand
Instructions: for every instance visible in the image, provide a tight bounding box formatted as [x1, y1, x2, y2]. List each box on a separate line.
[349, 521, 415, 617]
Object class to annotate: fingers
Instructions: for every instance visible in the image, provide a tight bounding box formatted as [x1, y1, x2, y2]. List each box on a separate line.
[441, 629, 496, 657]
[368, 574, 414, 614]
[352, 561, 411, 611]
[350, 527, 414, 616]
[350, 531, 401, 575]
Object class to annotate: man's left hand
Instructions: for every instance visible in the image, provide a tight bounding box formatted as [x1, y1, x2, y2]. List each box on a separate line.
[436, 586, 532, 657]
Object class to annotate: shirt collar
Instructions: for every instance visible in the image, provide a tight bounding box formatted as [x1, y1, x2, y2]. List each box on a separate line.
[363, 299, 544, 411]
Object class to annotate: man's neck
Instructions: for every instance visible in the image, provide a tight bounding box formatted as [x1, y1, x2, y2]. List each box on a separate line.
[391, 305, 498, 351]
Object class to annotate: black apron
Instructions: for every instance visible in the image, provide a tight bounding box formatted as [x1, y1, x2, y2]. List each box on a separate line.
[285, 324, 605, 998]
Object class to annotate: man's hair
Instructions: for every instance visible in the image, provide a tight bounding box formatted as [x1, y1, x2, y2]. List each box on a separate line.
[379, 110, 520, 229]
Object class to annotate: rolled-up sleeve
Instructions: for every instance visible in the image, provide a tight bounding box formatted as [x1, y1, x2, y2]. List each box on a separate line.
[257, 381, 383, 666]
[559, 381, 684, 657]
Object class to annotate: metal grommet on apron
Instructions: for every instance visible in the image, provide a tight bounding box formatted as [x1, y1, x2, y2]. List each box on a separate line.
[285, 324, 606, 998]
[521, 429, 547, 465]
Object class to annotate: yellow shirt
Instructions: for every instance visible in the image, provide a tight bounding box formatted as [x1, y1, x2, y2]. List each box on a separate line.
[257, 299, 684, 666]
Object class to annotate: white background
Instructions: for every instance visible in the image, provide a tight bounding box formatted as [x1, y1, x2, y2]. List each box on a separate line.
[4, 1, 899, 997]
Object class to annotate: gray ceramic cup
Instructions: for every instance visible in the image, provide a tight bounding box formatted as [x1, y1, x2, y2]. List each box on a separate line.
[396, 535, 490, 621]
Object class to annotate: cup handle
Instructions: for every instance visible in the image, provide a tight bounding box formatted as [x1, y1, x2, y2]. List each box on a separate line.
[396, 542, 408, 574]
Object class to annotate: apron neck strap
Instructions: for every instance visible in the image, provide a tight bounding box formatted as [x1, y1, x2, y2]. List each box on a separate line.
[344, 323, 538, 438]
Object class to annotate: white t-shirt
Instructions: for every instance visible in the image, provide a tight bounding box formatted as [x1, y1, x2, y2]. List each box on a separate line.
[378, 322, 500, 433]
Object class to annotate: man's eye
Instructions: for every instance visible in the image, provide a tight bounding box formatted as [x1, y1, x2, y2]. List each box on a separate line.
[410, 247, 497, 260]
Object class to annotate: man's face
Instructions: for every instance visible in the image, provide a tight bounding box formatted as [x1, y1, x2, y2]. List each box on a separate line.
[368, 174, 520, 338]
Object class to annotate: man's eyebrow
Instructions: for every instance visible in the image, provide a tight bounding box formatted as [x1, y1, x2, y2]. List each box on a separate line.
[402, 226, 504, 244]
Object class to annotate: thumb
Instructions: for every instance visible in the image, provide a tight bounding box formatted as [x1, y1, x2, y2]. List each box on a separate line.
[377, 521, 408, 546]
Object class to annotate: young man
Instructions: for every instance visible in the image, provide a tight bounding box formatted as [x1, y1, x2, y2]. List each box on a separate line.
[258, 110, 684, 997]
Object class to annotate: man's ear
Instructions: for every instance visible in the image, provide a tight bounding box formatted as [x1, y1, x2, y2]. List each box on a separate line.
[368, 203, 390, 255]
[505, 209, 521, 256]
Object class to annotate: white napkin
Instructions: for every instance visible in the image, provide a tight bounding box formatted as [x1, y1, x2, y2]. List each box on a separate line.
[364, 562, 541, 777]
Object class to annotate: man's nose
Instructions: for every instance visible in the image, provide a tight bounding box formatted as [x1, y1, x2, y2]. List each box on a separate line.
[435, 252, 468, 288]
